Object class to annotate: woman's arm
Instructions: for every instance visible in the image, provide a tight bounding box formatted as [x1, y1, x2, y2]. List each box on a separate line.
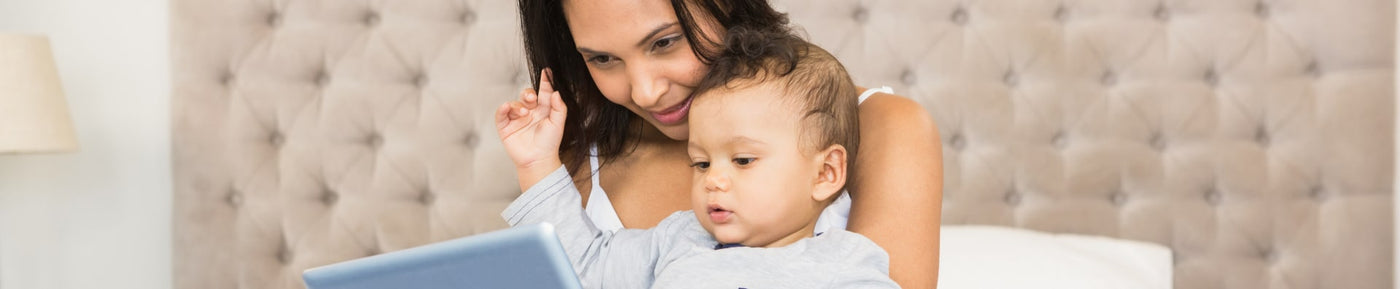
[848, 92, 944, 289]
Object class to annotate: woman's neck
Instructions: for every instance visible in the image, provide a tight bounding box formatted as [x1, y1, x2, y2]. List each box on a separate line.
[603, 118, 688, 166]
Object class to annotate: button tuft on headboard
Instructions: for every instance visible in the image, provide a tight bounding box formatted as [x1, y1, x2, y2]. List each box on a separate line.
[364, 11, 381, 27]
[220, 71, 236, 87]
[462, 131, 480, 148]
[226, 189, 244, 208]
[1053, 5, 1070, 23]
[947, 133, 966, 150]
[266, 12, 282, 27]
[1304, 61, 1322, 77]
[950, 7, 969, 25]
[321, 190, 339, 206]
[1254, 126, 1270, 147]
[368, 133, 384, 149]
[1149, 132, 1167, 151]
[1204, 188, 1223, 206]
[314, 70, 331, 87]
[852, 6, 869, 23]
[1003, 71, 1019, 87]
[269, 132, 285, 147]
[1110, 191, 1128, 206]
[901, 68, 917, 86]
[1261, 247, 1279, 263]
[276, 242, 293, 265]
[1003, 190, 1022, 206]
[1153, 4, 1171, 22]
[460, 9, 477, 25]
[1204, 69, 1220, 87]
[1309, 186, 1328, 201]
[413, 73, 429, 88]
[419, 190, 436, 205]
[1101, 71, 1118, 86]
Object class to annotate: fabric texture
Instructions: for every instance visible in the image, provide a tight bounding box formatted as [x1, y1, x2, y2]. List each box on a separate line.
[504, 166, 898, 289]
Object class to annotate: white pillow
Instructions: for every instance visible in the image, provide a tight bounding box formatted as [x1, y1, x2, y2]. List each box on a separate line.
[937, 226, 1172, 289]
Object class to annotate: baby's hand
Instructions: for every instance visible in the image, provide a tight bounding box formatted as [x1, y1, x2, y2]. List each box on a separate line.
[496, 69, 567, 185]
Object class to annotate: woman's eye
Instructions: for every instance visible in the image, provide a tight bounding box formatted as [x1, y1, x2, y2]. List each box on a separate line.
[588, 55, 615, 65]
[652, 36, 679, 50]
[733, 158, 755, 166]
[690, 161, 710, 170]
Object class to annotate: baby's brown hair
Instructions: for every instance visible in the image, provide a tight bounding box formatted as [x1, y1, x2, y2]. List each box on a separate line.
[692, 26, 861, 176]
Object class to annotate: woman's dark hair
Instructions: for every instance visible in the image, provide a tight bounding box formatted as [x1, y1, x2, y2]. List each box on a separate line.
[518, 0, 792, 175]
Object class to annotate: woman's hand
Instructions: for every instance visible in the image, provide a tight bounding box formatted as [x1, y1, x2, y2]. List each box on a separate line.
[496, 69, 567, 189]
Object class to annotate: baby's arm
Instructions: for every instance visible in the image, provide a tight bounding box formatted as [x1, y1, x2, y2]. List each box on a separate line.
[496, 71, 673, 288]
[503, 165, 684, 289]
[826, 234, 902, 289]
[828, 268, 901, 289]
[495, 69, 567, 191]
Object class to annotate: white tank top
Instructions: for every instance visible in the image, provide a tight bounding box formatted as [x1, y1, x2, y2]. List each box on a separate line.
[584, 86, 893, 234]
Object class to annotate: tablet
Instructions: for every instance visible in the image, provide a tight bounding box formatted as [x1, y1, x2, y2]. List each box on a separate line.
[303, 223, 582, 289]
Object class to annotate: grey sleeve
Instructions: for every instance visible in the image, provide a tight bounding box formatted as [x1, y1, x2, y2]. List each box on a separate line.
[827, 268, 901, 289]
[501, 165, 682, 289]
[825, 233, 901, 289]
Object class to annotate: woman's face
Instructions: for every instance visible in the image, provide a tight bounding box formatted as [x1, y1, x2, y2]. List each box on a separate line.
[562, 0, 715, 140]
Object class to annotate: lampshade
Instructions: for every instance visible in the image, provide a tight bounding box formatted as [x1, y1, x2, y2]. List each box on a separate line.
[0, 33, 77, 154]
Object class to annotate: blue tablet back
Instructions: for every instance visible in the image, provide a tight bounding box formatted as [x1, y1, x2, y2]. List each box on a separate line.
[303, 223, 582, 289]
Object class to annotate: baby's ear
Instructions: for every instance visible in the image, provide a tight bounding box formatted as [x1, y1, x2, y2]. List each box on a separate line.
[812, 144, 848, 202]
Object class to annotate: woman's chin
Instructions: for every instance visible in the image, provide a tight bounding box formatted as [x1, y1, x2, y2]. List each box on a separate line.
[647, 120, 689, 140]
[660, 126, 688, 140]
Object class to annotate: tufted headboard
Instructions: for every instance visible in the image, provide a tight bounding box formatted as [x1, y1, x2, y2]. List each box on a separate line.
[172, 0, 1395, 288]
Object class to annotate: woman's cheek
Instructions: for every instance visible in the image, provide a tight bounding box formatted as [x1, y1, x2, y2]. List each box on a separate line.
[588, 67, 631, 106]
[672, 55, 708, 89]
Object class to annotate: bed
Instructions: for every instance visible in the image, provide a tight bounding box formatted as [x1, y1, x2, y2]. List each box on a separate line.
[171, 0, 1395, 288]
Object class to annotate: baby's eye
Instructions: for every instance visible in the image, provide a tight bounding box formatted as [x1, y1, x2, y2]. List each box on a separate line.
[732, 158, 755, 166]
[690, 161, 710, 170]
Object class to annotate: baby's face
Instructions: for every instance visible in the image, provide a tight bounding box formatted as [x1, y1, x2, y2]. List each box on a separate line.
[686, 83, 828, 248]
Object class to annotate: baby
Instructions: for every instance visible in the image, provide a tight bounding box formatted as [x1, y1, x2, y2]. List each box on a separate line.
[495, 28, 897, 289]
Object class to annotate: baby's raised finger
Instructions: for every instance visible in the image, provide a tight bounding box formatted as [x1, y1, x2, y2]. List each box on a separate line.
[519, 88, 538, 108]
[538, 69, 555, 96]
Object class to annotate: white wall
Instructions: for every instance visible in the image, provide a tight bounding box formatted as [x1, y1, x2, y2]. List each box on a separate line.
[0, 0, 171, 288]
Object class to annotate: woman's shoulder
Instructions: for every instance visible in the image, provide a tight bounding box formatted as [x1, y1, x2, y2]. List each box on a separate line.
[856, 91, 938, 134]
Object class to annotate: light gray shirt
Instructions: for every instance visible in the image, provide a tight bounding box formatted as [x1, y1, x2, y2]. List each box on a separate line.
[503, 166, 900, 289]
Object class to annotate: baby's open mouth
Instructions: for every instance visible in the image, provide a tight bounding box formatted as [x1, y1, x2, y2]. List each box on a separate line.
[708, 205, 733, 224]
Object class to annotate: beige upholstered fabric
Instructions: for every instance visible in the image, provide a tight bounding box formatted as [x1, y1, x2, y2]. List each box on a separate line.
[172, 0, 1394, 289]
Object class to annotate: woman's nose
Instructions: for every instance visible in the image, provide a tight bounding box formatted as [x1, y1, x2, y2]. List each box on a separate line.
[627, 63, 670, 109]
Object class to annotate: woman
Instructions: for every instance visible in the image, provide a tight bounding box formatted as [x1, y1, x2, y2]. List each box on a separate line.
[508, 0, 943, 287]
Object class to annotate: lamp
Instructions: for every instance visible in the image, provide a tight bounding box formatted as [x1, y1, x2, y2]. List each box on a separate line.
[0, 33, 77, 289]
[0, 33, 77, 154]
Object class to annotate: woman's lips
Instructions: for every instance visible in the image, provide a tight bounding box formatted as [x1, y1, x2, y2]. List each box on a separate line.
[650, 96, 693, 125]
